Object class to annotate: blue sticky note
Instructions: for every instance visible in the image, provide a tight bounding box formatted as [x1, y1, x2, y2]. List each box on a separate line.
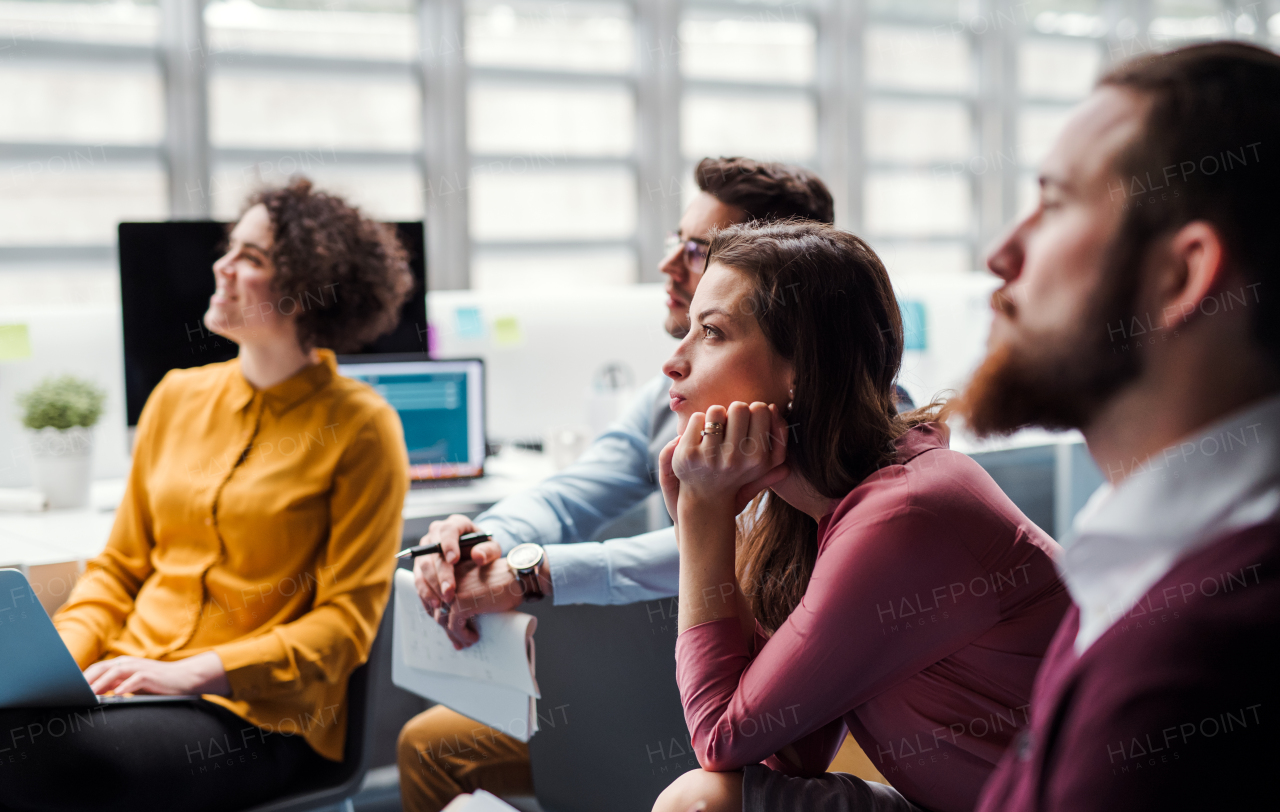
[899, 300, 927, 351]
[455, 307, 484, 340]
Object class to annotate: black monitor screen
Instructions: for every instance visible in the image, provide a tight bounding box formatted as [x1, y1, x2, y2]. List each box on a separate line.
[118, 220, 426, 426]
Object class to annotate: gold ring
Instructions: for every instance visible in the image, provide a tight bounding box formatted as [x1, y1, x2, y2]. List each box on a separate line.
[701, 422, 725, 437]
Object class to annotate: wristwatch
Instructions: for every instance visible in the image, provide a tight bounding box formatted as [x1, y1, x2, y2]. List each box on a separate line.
[506, 543, 546, 603]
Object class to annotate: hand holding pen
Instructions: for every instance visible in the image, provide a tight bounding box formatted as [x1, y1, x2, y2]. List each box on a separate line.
[396, 531, 494, 561]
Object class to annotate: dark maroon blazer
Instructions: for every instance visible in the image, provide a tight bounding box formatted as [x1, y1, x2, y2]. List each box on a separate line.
[977, 520, 1280, 812]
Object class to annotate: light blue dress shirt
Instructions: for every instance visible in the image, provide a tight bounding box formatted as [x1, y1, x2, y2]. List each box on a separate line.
[475, 373, 680, 606]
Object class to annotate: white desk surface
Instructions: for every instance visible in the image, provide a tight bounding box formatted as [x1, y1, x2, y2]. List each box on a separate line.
[0, 448, 556, 569]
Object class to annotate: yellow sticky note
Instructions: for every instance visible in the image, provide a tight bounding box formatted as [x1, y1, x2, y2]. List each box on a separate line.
[492, 316, 523, 347]
[0, 324, 32, 361]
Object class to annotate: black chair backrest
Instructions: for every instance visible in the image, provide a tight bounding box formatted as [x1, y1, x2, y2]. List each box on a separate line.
[525, 598, 696, 812]
[239, 608, 391, 812]
[341, 608, 393, 778]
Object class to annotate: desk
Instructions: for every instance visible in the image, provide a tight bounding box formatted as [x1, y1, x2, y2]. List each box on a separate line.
[0, 447, 556, 613]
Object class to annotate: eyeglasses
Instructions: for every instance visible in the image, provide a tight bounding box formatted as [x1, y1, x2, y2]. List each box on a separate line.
[664, 233, 709, 274]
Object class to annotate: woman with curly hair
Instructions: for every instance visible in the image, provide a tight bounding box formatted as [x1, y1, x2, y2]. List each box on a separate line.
[0, 178, 413, 812]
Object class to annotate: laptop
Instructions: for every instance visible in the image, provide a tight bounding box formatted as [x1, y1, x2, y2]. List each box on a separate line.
[337, 354, 487, 488]
[0, 568, 198, 708]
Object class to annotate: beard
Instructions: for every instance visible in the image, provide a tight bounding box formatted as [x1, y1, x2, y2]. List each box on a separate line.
[958, 257, 1145, 438]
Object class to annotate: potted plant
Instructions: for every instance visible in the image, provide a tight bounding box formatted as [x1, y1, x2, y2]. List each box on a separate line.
[17, 376, 106, 509]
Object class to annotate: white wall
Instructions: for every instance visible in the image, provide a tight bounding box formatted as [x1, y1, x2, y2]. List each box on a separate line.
[893, 271, 1002, 408]
[0, 304, 131, 488]
[428, 284, 679, 443]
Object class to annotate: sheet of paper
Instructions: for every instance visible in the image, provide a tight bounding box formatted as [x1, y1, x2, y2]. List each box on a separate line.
[393, 663, 537, 742]
[465, 790, 524, 811]
[393, 570, 539, 697]
[392, 578, 539, 742]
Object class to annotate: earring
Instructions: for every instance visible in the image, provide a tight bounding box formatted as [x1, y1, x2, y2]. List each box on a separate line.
[787, 388, 794, 411]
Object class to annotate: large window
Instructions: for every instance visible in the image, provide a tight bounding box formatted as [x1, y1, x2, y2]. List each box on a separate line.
[3, 0, 1276, 301]
[465, 0, 638, 290]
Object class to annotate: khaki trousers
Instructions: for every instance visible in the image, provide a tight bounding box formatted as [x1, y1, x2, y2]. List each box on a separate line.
[396, 705, 884, 812]
[397, 705, 533, 812]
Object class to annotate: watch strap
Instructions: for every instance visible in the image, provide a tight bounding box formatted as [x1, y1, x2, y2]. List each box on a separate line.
[517, 568, 544, 602]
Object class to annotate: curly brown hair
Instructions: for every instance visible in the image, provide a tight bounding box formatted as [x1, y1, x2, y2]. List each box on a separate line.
[244, 177, 414, 353]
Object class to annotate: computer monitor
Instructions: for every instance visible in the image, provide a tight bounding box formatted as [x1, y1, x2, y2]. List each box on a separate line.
[117, 220, 427, 427]
[337, 355, 486, 484]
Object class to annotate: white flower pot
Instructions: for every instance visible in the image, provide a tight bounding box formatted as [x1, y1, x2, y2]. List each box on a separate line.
[28, 426, 95, 510]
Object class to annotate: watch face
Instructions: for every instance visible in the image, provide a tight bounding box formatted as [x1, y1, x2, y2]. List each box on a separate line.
[507, 543, 544, 571]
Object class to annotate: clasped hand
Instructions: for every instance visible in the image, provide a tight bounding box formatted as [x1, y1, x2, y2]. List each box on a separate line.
[412, 515, 543, 650]
[659, 401, 790, 522]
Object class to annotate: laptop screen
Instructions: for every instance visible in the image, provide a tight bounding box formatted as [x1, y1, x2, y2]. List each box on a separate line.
[338, 357, 485, 482]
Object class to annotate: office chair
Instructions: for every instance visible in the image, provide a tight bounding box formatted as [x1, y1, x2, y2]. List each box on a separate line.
[239, 610, 392, 812]
[524, 597, 695, 812]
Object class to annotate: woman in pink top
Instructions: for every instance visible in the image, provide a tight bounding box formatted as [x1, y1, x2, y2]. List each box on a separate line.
[652, 221, 1069, 812]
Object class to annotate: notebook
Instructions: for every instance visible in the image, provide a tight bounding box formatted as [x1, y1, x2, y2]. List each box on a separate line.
[391, 569, 541, 741]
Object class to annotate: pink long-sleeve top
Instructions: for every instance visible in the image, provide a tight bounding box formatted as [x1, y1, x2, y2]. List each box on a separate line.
[675, 423, 1070, 812]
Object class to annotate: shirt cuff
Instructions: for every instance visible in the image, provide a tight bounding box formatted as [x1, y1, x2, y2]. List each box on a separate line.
[212, 635, 274, 700]
[544, 542, 611, 606]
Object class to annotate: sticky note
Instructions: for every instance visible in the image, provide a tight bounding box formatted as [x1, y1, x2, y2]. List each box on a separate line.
[426, 322, 438, 356]
[455, 307, 484, 340]
[0, 324, 32, 361]
[492, 316, 523, 347]
[899, 300, 927, 352]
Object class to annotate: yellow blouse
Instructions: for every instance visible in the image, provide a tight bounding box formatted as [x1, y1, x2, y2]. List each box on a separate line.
[53, 350, 408, 760]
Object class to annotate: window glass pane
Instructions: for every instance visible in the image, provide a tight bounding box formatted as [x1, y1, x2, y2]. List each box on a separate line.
[0, 62, 163, 144]
[209, 72, 421, 151]
[0, 267, 118, 307]
[0, 163, 166, 244]
[679, 11, 814, 85]
[211, 163, 423, 222]
[1151, 0, 1233, 41]
[1018, 106, 1072, 167]
[1019, 38, 1101, 99]
[873, 241, 971, 275]
[205, 0, 416, 61]
[466, 0, 633, 74]
[864, 172, 970, 237]
[1027, 0, 1108, 38]
[0, 0, 158, 44]
[472, 247, 636, 290]
[469, 83, 633, 157]
[868, 0, 966, 19]
[470, 168, 636, 242]
[866, 25, 974, 92]
[682, 92, 816, 162]
[866, 100, 971, 163]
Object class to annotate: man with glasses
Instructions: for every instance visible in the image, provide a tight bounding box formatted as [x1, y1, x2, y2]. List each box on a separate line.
[396, 157, 834, 812]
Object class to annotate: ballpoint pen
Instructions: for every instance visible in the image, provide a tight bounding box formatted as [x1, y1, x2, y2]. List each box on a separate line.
[395, 531, 494, 560]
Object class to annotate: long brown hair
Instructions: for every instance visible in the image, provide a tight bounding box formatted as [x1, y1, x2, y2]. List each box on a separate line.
[707, 220, 940, 631]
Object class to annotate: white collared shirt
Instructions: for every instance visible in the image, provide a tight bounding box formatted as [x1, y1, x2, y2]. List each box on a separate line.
[1062, 392, 1280, 654]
